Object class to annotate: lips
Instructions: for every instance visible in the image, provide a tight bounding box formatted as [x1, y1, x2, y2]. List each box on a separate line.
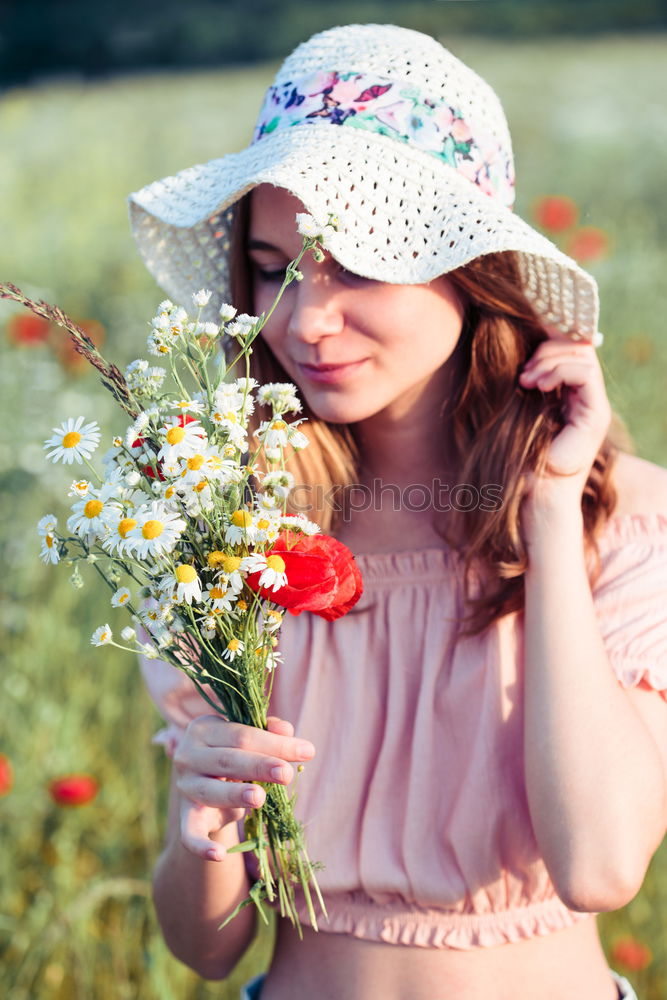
[297, 359, 368, 384]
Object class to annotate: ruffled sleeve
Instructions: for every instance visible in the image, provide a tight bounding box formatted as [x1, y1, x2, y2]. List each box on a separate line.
[593, 513, 667, 700]
[139, 655, 221, 757]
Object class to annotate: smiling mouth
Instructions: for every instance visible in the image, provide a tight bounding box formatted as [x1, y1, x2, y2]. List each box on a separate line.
[296, 359, 368, 383]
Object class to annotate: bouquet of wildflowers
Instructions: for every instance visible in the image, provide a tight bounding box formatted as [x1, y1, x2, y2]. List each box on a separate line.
[0, 213, 362, 934]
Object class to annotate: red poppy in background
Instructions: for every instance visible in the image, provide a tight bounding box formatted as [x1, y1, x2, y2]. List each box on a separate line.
[246, 532, 363, 621]
[565, 226, 610, 263]
[48, 774, 99, 807]
[6, 314, 52, 345]
[0, 754, 12, 796]
[610, 936, 653, 971]
[54, 318, 106, 371]
[532, 195, 579, 233]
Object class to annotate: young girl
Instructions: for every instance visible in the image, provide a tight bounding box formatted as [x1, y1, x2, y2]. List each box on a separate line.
[128, 24, 667, 1000]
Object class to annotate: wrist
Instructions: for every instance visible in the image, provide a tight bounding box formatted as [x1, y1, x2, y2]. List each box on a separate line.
[522, 498, 584, 563]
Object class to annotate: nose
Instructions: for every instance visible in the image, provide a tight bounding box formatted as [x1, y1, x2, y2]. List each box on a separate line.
[286, 269, 345, 344]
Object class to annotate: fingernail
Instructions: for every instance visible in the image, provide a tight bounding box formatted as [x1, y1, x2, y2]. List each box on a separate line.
[296, 740, 315, 757]
[206, 846, 223, 862]
[270, 765, 290, 782]
[243, 787, 263, 806]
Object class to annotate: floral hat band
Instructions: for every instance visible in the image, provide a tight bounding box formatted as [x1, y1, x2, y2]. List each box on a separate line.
[252, 69, 516, 209]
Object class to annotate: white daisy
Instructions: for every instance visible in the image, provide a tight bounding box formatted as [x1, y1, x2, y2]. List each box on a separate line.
[170, 398, 206, 415]
[256, 417, 290, 450]
[37, 514, 58, 537]
[261, 470, 295, 502]
[240, 552, 288, 592]
[224, 509, 257, 546]
[157, 418, 207, 465]
[177, 445, 232, 485]
[263, 608, 284, 634]
[91, 624, 113, 646]
[192, 288, 212, 308]
[280, 513, 320, 536]
[40, 530, 60, 564]
[219, 303, 237, 323]
[67, 484, 118, 540]
[213, 554, 245, 594]
[169, 564, 202, 605]
[100, 508, 140, 555]
[253, 513, 281, 545]
[120, 626, 136, 641]
[222, 637, 245, 662]
[226, 313, 259, 339]
[111, 587, 131, 608]
[44, 416, 101, 465]
[205, 578, 238, 610]
[257, 382, 302, 415]
[67, 480, 92, 499]
[127, 502, 187, 560]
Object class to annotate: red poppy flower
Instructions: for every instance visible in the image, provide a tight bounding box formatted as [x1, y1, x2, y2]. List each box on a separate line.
[133, 413, 198, 481]
[0, 754, 12, 796]
[6, 314, 52, 345]
[565, 226, 610, 263]
[246, 532, 363, 621]
[532, 195, 579, 233]
[610, 936, 653, 972]
[48, 774, 99, 807]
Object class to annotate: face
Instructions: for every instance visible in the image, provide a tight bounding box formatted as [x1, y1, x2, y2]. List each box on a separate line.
[247, 184, 465, 427]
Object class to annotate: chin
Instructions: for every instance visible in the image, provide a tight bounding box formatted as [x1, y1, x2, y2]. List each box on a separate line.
[302, 395, 380, 425]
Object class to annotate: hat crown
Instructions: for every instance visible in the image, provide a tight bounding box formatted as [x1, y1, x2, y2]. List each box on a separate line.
[274, 23, 513, 168]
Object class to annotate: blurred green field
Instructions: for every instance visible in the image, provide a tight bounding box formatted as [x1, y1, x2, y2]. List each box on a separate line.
[1, 32, 667, 1000]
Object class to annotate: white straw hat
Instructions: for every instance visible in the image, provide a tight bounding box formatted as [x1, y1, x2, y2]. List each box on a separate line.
[128, 23, 599, 341]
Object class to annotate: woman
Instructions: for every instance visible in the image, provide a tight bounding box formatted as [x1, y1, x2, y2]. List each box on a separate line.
[129, 24, 667, 1000]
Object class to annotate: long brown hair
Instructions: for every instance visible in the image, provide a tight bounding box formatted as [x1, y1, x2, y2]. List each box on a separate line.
[228, 195, 629, 636]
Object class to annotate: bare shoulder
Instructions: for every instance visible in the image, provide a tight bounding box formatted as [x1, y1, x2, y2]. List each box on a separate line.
[611, 451, 667, 518]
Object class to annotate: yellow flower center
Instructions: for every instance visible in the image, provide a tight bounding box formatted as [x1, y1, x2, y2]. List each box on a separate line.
[46, 535, 54, 548]
[231, 510, 253, 528]
[207, 550, 225, 568]
[222, 555, 241, 573]
[118, 517, 137, 538]
[224, 445, 235, 456]
[75, 480, 87, 491]
[84, 499, 103, 519]
[194, 480, 208, 493]
[165, 486, 175, 499]
[257, 518, 270, 531]
[175, 564, 197, 584]
[227, 639, 241, 652]
[237, 600, 248, 612]
[62, 431, 82, 449]
[266, 554, 286, 574]
[268, 610, 283, 622]
[142, 519, 164, 539]
[224, 411, 237, 423]
[158, 345, 169, 354]
[272, 420, 287, 431]
[166, 426, 186, 445]
[187, 454, 205, 470]
[209, 586, 225, 600]
[118, 592, 129, 603]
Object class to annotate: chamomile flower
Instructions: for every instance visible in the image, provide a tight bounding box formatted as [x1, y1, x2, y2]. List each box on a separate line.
[222, 637, 245, 662]
[170, 398, 206, 415]
[166, 564, 202, 605]
[157, 418, 207, 465]
[100, 508, 141, 555]
[128, 502, 187, 559]
[204, 581, 236, 612]
[213, 553, 245, 594]
[280, 513, 320, 536]
[218, 303, 237, 323]
[256, 418, 290, 450]
[226, 313, 259, 339]
[253, 513, 281, 545]
[67, 484, 118, 540]
[111, 587, 131, 608]
[37, 514, 58, 537]
[200, 615, 217, 640]
[40, 530, 60, 564]
[257, 383, 302, 414]
[263, 608, 284, 633]
[262, 470, 295, 502]
[177, 445, 230, 485]
[210, 408, 248, 448]
[192, 289, 212, 308]
[240, 552, 288, 592]
[44, 417, 101, 465]
[121, 626, 136, 641]
[68, 480, 92, 499]
[224, 509, 257, 546]
[287, 424, 309, 451]
[91, 624, 113, 646]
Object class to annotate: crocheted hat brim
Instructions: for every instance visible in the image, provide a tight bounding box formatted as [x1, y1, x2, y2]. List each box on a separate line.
[128, 122, 599, 340]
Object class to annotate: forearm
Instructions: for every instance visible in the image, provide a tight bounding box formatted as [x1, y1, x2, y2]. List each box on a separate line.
[153, 777, 257, 979]
[522, 504, 667, 911]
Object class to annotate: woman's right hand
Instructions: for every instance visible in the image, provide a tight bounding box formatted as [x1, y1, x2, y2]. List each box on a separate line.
[173, 714, 316, 861]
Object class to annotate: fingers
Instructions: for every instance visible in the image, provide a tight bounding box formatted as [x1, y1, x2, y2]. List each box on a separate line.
[266, 715, 295, 737]
[188, 715, 315, 763]
[180, 799, 244, 861]
[182, 744, 296, 787]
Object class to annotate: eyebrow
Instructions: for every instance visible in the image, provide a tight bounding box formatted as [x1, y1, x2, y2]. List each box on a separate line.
[246, 238, 284, 253]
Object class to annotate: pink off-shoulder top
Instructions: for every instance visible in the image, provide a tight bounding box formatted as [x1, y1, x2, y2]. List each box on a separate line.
[141, 513, 667, 949]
